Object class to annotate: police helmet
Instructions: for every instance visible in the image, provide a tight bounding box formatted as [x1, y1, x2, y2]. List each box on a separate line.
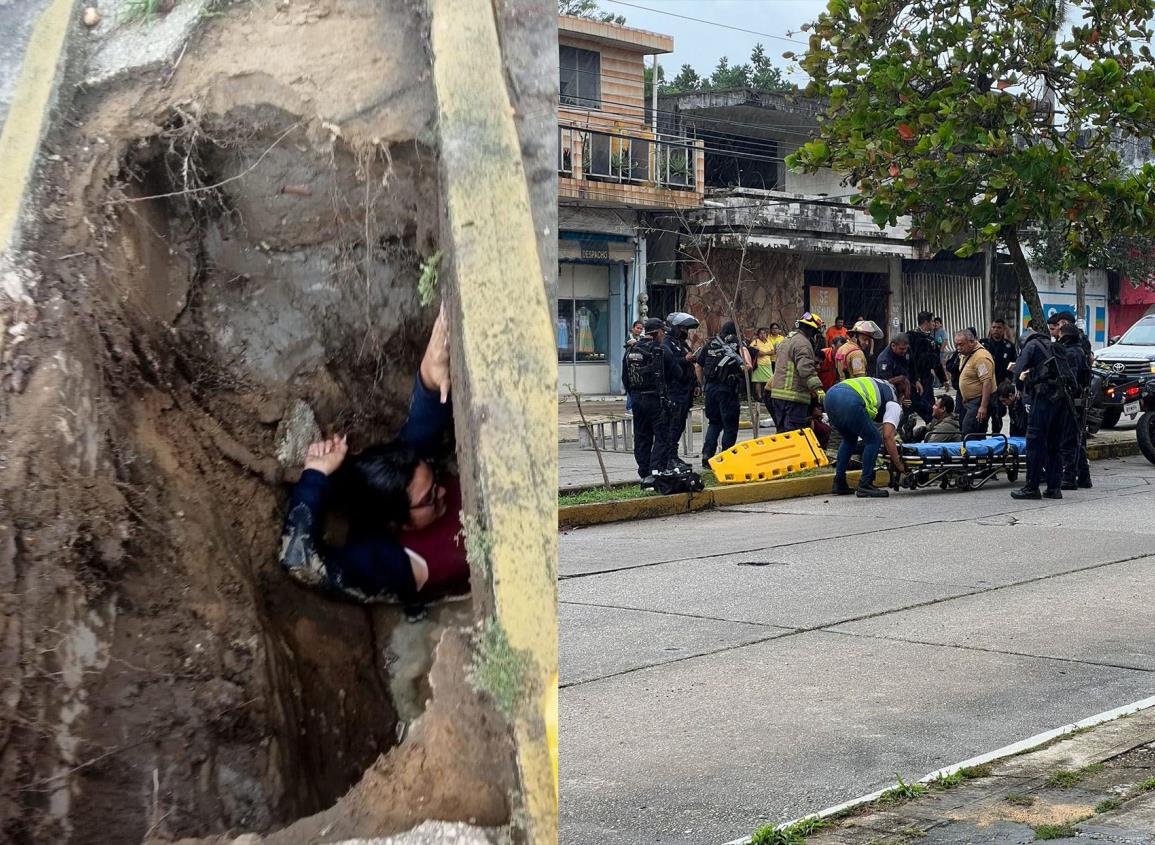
[643, 317, 666, 334]
[666, 312, 700, 330]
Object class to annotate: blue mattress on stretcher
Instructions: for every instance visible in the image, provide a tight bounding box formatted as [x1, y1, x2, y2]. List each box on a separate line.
[902, 436, 1028, 459]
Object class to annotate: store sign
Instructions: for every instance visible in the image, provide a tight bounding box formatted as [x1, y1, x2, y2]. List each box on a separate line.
[808, 286, 839, 323]
[580, 241, 611, 260]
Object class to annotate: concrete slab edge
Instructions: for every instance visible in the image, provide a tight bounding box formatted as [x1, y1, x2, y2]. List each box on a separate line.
[558, 440, 1144, 529]
[719, 694, 1155, 845]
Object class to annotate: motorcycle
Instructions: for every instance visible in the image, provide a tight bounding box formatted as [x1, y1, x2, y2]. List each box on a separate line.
[1107, 379, 1155, 465]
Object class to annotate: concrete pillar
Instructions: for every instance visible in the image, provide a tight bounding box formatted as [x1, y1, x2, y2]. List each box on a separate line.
[888, 256, 904, 333]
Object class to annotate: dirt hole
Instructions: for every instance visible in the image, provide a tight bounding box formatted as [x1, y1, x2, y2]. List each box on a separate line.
[1, 91, 506, 842]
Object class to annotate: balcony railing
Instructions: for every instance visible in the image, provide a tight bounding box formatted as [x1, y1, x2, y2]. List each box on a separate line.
[558, 124, 699, 193]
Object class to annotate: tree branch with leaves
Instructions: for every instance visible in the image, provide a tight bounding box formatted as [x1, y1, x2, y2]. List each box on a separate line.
[785, 0, 1155, 326]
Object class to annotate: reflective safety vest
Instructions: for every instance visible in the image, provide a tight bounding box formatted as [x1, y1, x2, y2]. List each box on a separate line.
[843, 376, 895, 421]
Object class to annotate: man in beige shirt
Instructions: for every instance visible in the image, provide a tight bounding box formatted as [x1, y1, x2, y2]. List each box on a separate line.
[954, 328, 995, 437]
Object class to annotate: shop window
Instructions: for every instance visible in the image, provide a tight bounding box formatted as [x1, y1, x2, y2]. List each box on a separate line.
[557, 298, 609, 363]
[558, 263, 611, 364]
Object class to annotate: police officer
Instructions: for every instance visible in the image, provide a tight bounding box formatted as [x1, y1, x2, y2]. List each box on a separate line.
[909, 312, 946, 419]
[663, 312, 701, 471]
[1053, 317, 1092, 489]
[1009, 320, 1079, 500]
[622, 317, 677, 489]
[980, 318, 1017, 434]
[697, 320, 751, 466]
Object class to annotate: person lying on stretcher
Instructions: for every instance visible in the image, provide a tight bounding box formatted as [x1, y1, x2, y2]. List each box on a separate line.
[278, 305, 469, 614]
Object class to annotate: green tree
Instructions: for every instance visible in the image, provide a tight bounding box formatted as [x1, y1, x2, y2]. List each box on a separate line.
[558, 0, 625, 25]
[750, 43, 792, 92]
[666, 63, 703, 93]
[708, 56, 752, 90]
[785, 0, 1155, 325]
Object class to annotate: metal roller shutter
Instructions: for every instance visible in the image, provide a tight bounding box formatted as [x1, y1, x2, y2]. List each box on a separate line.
[902, 272, 986, 352]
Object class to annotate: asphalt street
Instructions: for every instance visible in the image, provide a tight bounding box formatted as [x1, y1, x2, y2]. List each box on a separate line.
[559, 451, 1155, 845]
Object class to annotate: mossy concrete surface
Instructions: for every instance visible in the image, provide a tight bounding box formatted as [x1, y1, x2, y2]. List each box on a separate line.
[744, 706, 1155, 845]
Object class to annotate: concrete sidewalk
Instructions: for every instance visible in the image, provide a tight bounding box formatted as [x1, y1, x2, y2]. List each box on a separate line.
[779, 703, 1155, 845]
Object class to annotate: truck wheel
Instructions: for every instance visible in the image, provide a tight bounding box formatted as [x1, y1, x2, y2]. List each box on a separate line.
[1101, 407, 1123, 429]
[1138, 412, 1155, 466]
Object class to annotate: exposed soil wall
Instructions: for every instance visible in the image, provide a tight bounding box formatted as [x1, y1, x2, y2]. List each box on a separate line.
[0, 1, 520, 842]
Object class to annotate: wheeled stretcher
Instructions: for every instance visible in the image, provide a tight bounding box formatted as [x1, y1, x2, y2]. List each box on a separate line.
[884, 433, 1028, 491]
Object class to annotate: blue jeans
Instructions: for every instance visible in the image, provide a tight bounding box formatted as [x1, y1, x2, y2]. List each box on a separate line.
[825, 383, 882, 486]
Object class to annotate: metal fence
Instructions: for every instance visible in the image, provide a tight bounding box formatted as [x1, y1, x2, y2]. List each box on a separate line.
[557, 124, 698, 192]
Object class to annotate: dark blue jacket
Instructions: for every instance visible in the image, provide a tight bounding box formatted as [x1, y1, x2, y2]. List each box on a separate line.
[281, 376, 451, 602]
[875, 346, 913, 383]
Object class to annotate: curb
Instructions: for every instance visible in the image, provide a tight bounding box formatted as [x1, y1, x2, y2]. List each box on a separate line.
[558, 438, 1144, 529]
[721, 694, 1155, 845]
[559, 470, 877, 530]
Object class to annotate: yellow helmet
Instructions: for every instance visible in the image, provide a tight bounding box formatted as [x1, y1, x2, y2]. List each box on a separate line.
[798, 312, 824, 330]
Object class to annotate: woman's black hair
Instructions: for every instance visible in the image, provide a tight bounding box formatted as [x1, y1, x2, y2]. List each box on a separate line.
[333, 442, 422, 535]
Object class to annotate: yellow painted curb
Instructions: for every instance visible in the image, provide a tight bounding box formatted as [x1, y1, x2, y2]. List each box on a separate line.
[0, 0, 75, 258]
[559, 470, 893, 530]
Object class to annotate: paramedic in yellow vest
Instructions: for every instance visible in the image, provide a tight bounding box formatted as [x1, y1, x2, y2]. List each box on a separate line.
[835, 320, 884, 381]
[767, 313, 825, 433]
[824, 375, 909, 498]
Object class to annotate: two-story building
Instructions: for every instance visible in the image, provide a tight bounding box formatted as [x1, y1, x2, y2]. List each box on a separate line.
[557, 15, 705, 394]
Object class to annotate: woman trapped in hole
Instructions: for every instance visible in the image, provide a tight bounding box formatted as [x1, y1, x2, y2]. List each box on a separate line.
[278, 304, 469, 614]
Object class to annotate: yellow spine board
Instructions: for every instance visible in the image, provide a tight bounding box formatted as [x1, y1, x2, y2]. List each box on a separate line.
[709, 427, 831, 484]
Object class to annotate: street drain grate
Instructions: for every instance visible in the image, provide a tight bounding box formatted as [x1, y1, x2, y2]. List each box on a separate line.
[736, 561, 788, 567]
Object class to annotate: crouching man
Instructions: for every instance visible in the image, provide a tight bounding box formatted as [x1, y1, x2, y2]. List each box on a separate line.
[825, 375, 908, 499]
[279, 305, 468, 612]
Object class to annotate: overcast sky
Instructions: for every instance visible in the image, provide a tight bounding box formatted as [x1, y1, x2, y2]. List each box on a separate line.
[598, 0, 828, 82]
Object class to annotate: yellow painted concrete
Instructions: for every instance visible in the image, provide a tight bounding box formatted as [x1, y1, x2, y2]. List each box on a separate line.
[427, 0, 557, 840]
[0, 0, 75, 259]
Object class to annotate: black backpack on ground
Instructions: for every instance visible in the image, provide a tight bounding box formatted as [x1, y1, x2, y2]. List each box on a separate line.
[653, 465, 705, 495]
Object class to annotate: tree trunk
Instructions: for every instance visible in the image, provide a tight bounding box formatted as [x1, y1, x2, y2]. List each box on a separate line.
[1003, 226, 1045, 329]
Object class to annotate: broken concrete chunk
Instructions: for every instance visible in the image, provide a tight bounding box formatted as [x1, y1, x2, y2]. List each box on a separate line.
[83, 7, 102, 27]
[332, 822, 498, 844]
[274, 399, 321, 467]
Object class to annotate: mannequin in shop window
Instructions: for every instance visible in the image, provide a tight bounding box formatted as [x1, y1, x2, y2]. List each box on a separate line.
[576, 305, 595, 357]
[557, 315, 570, 351]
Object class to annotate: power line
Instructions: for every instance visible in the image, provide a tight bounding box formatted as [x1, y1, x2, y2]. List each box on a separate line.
[600, 0, 807, 45]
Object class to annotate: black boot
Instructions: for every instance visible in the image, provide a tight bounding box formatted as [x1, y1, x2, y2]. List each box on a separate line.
[1078, 477, 1093, 489]
[1043, 488, 1063, 500]
[1060, 480, 1078, 491]
[856, 481, 889, 498]
[831, 476, 853, 496]
[1011, 487, 1041, 500]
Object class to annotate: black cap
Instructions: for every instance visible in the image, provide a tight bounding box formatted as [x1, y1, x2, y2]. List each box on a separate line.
[643, 317, 666, 334]
[1047, 311, 1076, 325]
